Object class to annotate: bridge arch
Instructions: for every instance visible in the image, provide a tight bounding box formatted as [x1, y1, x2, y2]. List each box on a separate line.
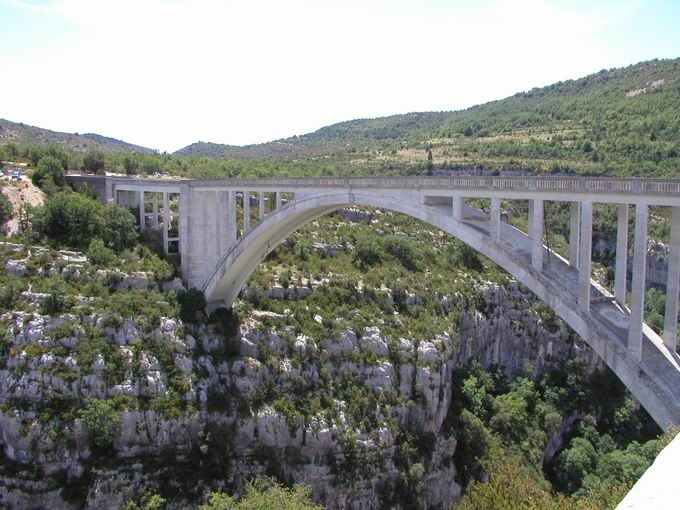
[202, 190, 680, 430]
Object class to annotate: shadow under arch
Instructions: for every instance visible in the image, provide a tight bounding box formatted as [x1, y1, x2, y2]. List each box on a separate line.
[201, 190, 680, 430]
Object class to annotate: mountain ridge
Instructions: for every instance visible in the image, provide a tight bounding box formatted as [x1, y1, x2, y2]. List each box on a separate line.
[0, 118, 156, 154]
[174, 58, 680, 170]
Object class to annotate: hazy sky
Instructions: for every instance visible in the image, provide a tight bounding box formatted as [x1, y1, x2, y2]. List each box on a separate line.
[1, 0, 679, 152]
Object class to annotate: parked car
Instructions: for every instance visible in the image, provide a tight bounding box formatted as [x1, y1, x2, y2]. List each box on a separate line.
[11, 170, 21, 180]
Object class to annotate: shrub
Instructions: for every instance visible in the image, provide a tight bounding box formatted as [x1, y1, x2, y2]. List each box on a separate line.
[82, 150, 106, 174]
[0, 277, 25, 310]
[31, 155, 66, 188]
[200, 477, 323, 510]
[40, 276, 70, 315]
[122, 491, 166, 510]
[31, 191, 138, 250]
[79, 398, 121, 450]
[354, 234, 383, 267]
[32, 191, 103, 248]
[87, 238, 115, 266]
[0, 192, 12, 227]
[382, 235, 422, 271]
[102, 202, 139, 251]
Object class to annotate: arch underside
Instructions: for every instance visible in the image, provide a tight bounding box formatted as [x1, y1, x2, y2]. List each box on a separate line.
[202, 191, 680, 430]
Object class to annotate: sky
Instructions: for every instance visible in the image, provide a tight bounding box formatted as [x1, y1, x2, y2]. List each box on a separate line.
[1, 0, 679, 152]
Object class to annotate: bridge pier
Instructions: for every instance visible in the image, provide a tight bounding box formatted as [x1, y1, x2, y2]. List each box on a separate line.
[162, 193, 169, 255]
[490, 198, 501, 242]
[629, 204, 648, 360]
[452, 196, 463, 220]
[152, 194, 159, 229]
[578, 201, 593, 311]
[569, 202, 580, 268]
[139, 190, 145, 232]
[615, 204, 629, 305]
[243, 191, 251, 233]
[664, 207, 680, 351]
[530, 199, 544, 271]
[227, 190, 237, 244]
[259, 192, 265, 221]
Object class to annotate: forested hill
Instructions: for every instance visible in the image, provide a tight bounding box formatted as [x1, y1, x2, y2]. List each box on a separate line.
[177, 58, 680, 177]
[0, 118, 156, 154]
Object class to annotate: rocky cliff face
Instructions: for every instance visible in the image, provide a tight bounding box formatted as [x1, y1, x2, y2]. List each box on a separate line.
[0, 263, 597, 509]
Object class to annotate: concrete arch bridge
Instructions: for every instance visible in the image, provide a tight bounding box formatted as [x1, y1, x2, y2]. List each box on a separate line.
[67, 174, 680, 430]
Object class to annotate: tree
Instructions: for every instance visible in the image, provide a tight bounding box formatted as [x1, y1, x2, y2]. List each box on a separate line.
[83, 150, 106, 174]
[102, 202, 138, 250]
[31, 155, 66, 188]
[0, 192, 12, 228]
[31, 191, 104, 248]
[79, 398, 121, 450]
[31, 191, 138, 250]
[123, 155, 140, 176]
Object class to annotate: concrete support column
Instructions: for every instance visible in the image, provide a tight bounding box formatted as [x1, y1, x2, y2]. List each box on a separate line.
[178, 185, 190, 284]
[183, 190, 225, 291]
[628, 204, 648, 360]
[152, 194, 159, 229]
[243, 191, 250, 232]
[139, 190, 145, 233]
[162, 192, 169, 255]
[528, 200, 534, 241]
[490, 198, 501, 243]
[530, 199, 544, 271]
[578, 201, 593, 311]
[452, 196, 463, 220]
[614, 204, 629, 305]
[663, 207, 680, 352]
[215, 191, 228, 258]
[276, 191, 282, 209]
[569, 201, 581, 268]
[105, 179, 114, 203]
[227, 190, 237, 244]
[259, 192, 265, 221]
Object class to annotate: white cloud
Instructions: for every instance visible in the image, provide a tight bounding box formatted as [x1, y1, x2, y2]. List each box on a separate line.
[1, 0, 641, 151]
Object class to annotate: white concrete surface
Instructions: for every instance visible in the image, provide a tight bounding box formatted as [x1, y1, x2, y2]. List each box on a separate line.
[615, 432, 680, 510]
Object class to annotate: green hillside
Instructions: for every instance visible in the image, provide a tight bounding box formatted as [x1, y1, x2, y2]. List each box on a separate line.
[177, 58, 680, 177]
[0, 118, 156, 155]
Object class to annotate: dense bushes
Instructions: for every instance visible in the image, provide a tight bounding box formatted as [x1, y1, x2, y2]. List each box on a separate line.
[200, 477, 323, 510]
[450, 360, 664, 507]
[0, 192, 12, 227]
[31, 191, 138, 250]
[79, 398, 121, 450]
[31, 155, 66, 188]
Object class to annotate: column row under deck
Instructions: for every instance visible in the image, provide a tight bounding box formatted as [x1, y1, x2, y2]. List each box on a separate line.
[444, 193, 680, 359]
[115, 189, 180, 256]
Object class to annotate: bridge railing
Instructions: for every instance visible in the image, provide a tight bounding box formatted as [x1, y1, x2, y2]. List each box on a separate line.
[185, 175, 680, 194]
[67, 174, 680, 196]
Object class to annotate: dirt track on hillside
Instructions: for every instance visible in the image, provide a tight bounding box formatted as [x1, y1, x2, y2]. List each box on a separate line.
[1, 176, 45, 235]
